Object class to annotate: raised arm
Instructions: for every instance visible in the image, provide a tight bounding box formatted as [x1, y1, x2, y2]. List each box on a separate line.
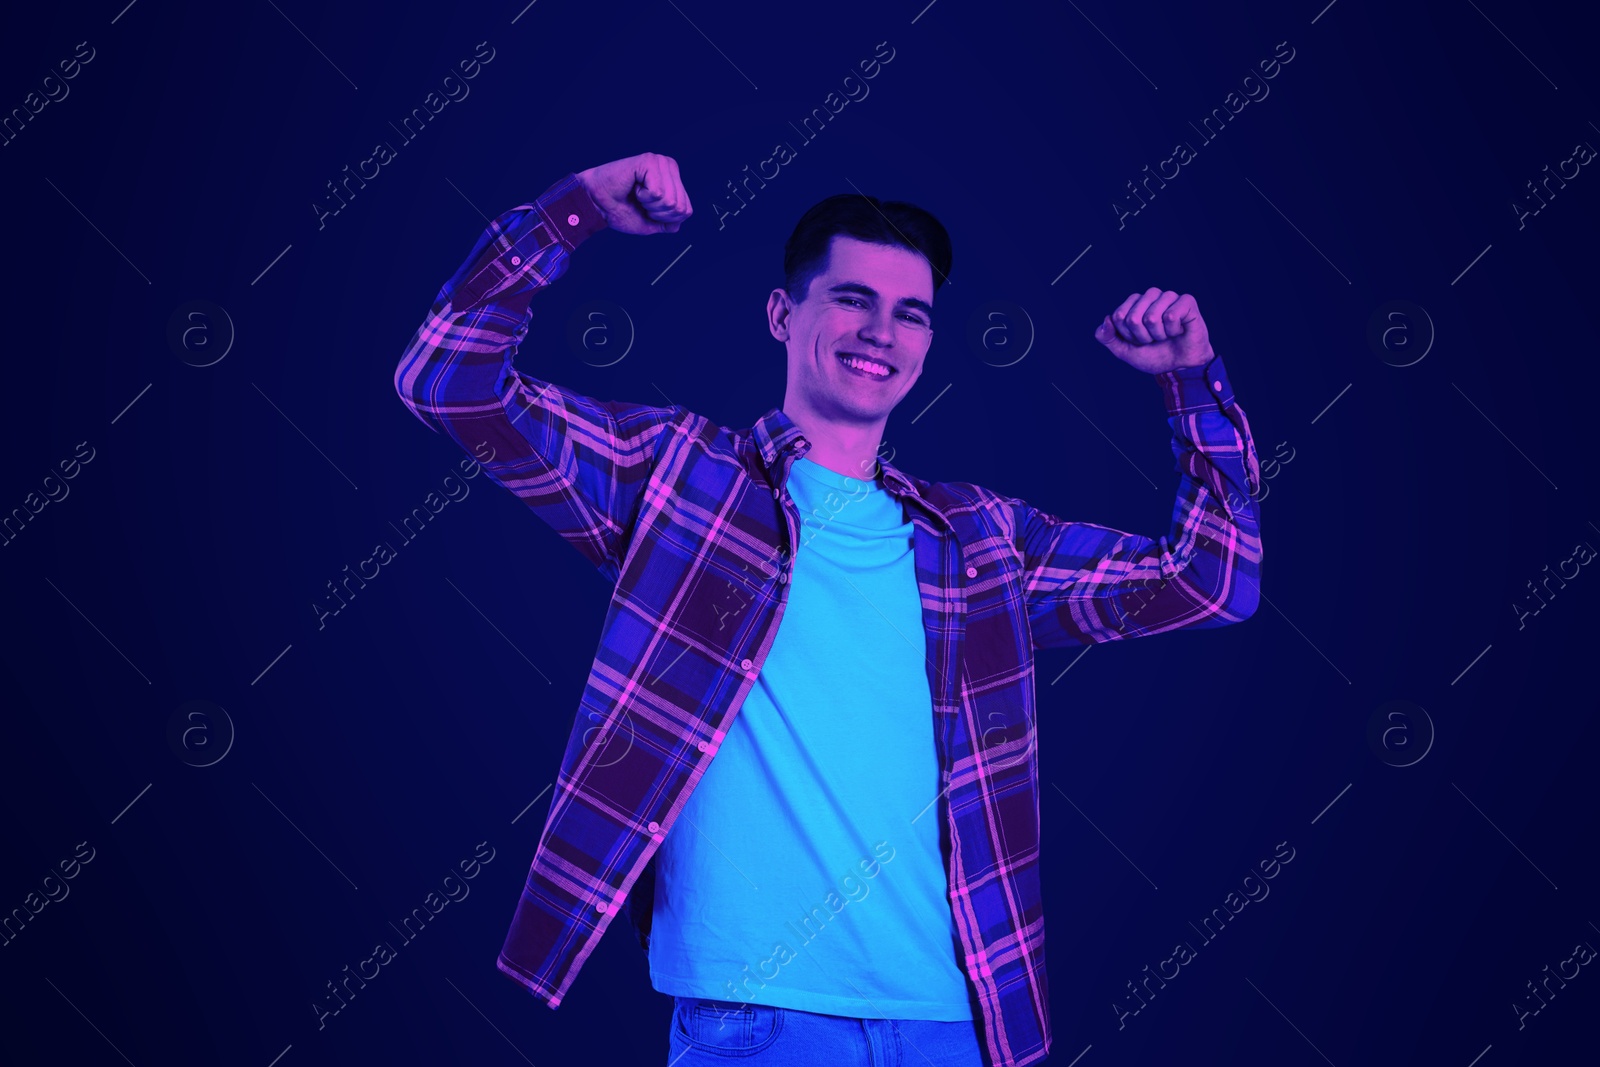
[1012, 289, 1263, 648]
[393, 154, 694, 581]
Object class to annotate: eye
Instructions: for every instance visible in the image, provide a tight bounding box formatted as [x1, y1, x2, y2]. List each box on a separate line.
[839, 297, 866, 307]
[898, 313, 926, 325]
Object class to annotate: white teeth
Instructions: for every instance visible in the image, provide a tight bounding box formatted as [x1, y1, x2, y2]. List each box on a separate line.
[840, 354, 891, 377]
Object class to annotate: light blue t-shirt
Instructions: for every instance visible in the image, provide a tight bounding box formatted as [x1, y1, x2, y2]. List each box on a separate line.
[647, 454, 974, 1020]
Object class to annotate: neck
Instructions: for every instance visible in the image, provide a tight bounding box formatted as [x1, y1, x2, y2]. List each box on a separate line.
[781, 397, 884, 482]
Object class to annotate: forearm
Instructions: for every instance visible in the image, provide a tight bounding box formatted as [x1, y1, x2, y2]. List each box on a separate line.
[393, 173, 606, 438]
[391, 173, 681, 576]
[1121, 352, 1264, 631]
[1017, 351, 1263, 646]
[1153, 352, 1261, 521]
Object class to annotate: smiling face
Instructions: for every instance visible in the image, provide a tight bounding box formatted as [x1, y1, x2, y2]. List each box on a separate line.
[768, 235, 935, 429]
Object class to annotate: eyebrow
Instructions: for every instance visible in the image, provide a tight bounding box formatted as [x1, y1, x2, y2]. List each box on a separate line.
[826, 282, 934, 318]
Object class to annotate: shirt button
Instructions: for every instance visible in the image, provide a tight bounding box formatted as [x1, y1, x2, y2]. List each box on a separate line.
[1212, 379, 1223, 391]
[596, 901, 609, 913]
[696, 740, 709, 752]
[966, 565, 978, 578]
[567, 213, 581, 226]
[772, 487, 781, 499]
[740, 658, 754, 670]
[647, 821, 660, 833]
[510, 255, 521, 266]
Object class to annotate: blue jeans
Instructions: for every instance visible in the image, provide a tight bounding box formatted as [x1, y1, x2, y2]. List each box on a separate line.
[668, 996, 985, 1066]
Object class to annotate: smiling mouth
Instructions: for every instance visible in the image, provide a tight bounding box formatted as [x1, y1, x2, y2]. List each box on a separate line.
[837, 352, 896, 378]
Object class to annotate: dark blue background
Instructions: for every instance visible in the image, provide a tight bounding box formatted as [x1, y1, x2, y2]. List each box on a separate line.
[3, 1, 1595, 1064]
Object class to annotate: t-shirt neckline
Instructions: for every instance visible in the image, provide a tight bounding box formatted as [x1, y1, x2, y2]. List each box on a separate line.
[791, 455, 882, 493]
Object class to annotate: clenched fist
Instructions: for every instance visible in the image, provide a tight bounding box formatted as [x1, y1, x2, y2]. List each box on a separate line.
[1094, 288, 1214, 375]
[574, 152, 693, 235]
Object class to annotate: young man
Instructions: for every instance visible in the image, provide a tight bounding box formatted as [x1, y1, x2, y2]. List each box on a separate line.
[394, 152, 1263, 1067]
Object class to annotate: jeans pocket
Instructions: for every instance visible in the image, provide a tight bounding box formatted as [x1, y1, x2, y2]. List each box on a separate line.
[673, 997, 783, 1055]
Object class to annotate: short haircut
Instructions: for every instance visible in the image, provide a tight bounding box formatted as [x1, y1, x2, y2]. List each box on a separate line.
[783, 193, 952, 303]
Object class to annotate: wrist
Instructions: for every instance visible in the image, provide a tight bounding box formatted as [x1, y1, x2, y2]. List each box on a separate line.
[1167, 343, 1214, 373]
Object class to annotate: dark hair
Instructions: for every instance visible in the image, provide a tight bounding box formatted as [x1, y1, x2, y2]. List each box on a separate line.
[783, 193, 952, 303]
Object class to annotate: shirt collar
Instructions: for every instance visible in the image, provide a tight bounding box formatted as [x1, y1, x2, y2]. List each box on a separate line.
[752, 406, 945, 523]
[753, 405, 810, 468]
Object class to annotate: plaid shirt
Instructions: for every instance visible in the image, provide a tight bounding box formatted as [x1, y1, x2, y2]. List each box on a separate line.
[394, 172, 1264, 1067]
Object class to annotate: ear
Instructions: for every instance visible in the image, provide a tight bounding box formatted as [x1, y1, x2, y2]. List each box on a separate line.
[766, 288, 793, 342]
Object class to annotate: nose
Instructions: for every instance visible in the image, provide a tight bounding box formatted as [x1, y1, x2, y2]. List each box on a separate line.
[858, 305, 894, 348]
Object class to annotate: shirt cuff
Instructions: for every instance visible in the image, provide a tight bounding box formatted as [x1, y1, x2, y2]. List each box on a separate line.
[450, 174, 608, 311]
[535, 173, 609, 250]
[1155, 352, 1235, 415]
